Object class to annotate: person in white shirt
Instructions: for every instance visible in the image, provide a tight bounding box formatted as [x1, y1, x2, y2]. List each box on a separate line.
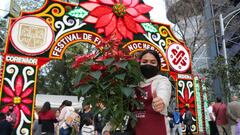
[208, 102, 218, 135]
[58, 100, 75, 135]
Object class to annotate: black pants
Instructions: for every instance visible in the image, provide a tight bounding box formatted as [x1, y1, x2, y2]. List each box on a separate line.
[186, 125, 192, 135]
[209, 121, 219, 135]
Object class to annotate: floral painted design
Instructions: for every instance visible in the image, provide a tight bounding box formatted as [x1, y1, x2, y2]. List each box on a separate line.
[1, 75, 33, 127]
[178, 86, 195, 117]
[80, 0, 152, 40]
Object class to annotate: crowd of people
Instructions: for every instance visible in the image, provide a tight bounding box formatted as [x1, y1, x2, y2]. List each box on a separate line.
[0, 49, 239, 135]
[208, 96, 240, 135]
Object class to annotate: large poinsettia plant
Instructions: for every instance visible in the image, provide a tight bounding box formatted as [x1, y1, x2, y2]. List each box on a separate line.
[80, 0, 152, 40]
[72, 37, 143, 130]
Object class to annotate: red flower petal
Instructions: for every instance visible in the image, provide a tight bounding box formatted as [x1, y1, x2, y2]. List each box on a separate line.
[3, 85, 14, 97]
[178, 96, 186, 104]
[178, 103, 185, 108]
[135, 4, 153, 14]
[90, 6, 113, 17]
[1, 105, 9, 113]
[190, 110, 195, 116]
[105, 15, 117, 36]
[95, 13, 114, 28]
[1, 97, 13, 103]
[188, 96, 195, 104]
[136, 23, 145, 33]
[126, 30, 133, 40]
[117, 18, 127, 37]
[184, 88, 189, 101]
[96, 55, 109, 61]
[90, 64, 107, 71]
[89, 0, 98, 2]
[20, 88, 33, 98]
[15, 75, 23, 96]
[83, 15, 98, 23]
[20, 104, 31, 116]
[98, 28, 105, 34]
[134, 15, 150, 22]
[126, 8, 139, 17]
[180, 109, 185, 115]
[21, 99, 33, 104]
[113, 30, 123, 40]
[100, 0, 115, 5]
[80, 2, 100, 11]
[14, 106, 20, 128]
[129, 0, 139, 7]
[122, 0, 132, 6]
[123, 14, 137, 33]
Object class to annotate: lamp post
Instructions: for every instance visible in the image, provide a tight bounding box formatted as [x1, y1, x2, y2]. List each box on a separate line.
[219, 8, 240, 96]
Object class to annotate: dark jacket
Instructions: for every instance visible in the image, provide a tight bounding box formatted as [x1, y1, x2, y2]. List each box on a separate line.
[0, 119, 13, 135]
[38, 110, 58, 133]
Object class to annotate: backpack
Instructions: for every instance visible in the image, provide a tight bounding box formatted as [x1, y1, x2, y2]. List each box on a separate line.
[169, 119, 175, 128]
[64, 109, 80, 131]
[184, 111, 192, 125]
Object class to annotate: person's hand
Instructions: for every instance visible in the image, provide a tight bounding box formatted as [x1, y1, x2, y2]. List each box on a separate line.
[152, 90, 165, 112]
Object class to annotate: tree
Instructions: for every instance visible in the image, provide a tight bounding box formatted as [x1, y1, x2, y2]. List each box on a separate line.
[37, 43, 97, 95]
[200, 56, 240, 100]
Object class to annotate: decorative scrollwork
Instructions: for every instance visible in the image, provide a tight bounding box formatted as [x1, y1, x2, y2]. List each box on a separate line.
[35, 3, 65, 31]
[186, 81, 194, 98]
[4, 65, 19, 91]
[159, 25, 179, 46]
[55, 15, 86, 40]
[178, 80, 185, 98]
[17, 110, 31, 135]
[144, 32, 165, 54]
[22, 66, 35, 91]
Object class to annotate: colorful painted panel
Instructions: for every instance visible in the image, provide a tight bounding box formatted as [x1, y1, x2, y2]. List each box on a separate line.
[0, 0, 197, 134]
[177, 76, 198, 133]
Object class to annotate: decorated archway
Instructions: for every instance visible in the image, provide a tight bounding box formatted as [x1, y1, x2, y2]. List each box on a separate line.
[0, 0, 198, 134]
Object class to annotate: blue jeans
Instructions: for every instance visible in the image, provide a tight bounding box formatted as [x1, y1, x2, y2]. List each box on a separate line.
[60, 127, 72, 135]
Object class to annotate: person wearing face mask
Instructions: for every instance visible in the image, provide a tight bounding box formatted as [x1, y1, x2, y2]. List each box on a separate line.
[134, 49, 172, 135]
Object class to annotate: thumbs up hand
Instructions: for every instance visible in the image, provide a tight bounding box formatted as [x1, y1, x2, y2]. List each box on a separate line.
[152, 90, 165, 112]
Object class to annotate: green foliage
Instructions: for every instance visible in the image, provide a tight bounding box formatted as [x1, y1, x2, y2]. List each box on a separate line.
[200, 56, 240, 99]
[37, 43, 95, 95]
[72, 42, 144, 131]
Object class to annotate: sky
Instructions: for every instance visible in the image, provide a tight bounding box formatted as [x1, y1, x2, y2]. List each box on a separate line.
[0, 0, 10, 18]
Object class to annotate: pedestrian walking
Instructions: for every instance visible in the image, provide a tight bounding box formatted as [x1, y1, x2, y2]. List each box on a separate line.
[227, 96, 240, 135]
[184, 105, 193, 135]
[213, 97, 230, 135]
[172, 107, 183, 135]
[208, 102, 219, 135]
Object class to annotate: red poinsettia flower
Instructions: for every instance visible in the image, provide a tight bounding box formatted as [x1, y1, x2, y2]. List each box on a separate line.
[90, 64, 107, 71]
[178, 87, 195, 117]
[1, 75, 33, 128]
[72, 53, 96, 68]
[80, 0, 152, 40]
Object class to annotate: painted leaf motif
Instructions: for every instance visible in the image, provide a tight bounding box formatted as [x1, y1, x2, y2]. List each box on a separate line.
[141, 23, 158, 33]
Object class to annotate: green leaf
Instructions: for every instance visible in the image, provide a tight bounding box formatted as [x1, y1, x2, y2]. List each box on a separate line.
[114, 61, 128, 69]
[74, 71, 83, 84]
[116, 73, 126, 80]
[120, 87, 133, 97]
[67, 7, 89, 19]
[117, 61, 128, 69]
[141, 23, 158, 33]
[103, 58, 115, 65]
[79, 84, 93, 95]
[90, 71, 102, 80]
